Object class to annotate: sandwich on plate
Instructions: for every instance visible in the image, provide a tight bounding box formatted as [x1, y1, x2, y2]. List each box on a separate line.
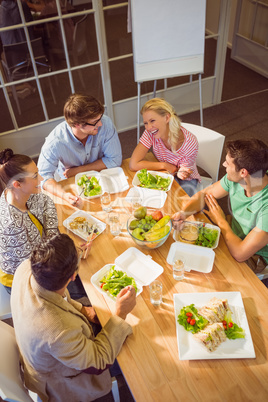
[198, 297, 230, 323]
[194, 322, 227, 352]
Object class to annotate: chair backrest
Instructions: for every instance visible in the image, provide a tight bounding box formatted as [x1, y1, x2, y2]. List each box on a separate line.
[0, 320, 37, 402]
[181, 122, 225, 183]
[3, 38, 49, 75]
[73, 15, 88, 56]
[0, 283, 12, 320]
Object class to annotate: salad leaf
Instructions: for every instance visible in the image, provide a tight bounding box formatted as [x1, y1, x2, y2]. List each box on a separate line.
[223, 310, 245, 340]
[137, 169, 171, 191]
[195, 227, 219, 248]
[177, 304, 208, 334]
[100, 266, 138, 297]
[78, 175, 102, 197]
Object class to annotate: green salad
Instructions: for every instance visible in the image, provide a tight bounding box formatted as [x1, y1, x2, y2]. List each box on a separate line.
[195, 226, 219, 248]
[77, 174, 102, 197]
[177, 304, 208, 334]
[137, 169, 171, 191]
[100, 266, 138, 297]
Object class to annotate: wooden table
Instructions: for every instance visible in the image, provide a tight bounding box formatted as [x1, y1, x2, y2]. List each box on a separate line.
[51, 157, 268, 402]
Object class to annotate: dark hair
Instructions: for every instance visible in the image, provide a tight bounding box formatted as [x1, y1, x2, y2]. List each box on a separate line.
[64, 93, 104, 127]
[0, 148, 32, 194]
[226, 139, 268, 177]
[30, 233, 79, 291]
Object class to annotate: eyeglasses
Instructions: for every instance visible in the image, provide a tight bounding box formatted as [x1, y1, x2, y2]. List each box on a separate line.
[84, 114, 103, 127]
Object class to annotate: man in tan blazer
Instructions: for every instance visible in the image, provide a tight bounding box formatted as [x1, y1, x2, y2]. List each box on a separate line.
[11, 233, 136, 402]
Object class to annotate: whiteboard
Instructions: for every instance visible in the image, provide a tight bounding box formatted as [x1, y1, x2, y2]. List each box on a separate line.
[131, 0, 206, 82]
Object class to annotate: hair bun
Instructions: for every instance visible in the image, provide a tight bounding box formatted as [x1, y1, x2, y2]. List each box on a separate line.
[0, 148, 14, 165]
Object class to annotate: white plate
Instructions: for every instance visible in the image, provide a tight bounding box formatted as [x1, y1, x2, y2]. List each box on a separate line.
[173, 220, 221, 249]
[75, 168, 129, 199]
[132, 170, 174, 192]
[91, 247, 163, 301]
[125, 187, 167, 209]
[63, 210, 106, 241]
[167, 242, 215, 273]
[174, 292, 255, 360]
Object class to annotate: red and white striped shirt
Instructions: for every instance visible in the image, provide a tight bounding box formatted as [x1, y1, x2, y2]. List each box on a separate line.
[139, 126, 201, 182]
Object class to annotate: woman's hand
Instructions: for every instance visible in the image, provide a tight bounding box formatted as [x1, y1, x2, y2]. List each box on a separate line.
[172, 211, 186, 230]
[205, 194, 226, 226]
[177, 167, 192, 180]
[163, 162, 178, 175]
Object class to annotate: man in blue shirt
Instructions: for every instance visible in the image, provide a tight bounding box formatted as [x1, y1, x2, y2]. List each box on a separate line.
[38, 94, 122, 206]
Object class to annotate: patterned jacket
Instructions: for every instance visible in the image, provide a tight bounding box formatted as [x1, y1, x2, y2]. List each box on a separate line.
[0, 191, 58, 285]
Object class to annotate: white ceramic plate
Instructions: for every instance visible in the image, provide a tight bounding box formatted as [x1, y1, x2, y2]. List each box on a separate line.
[174, 292, 255, 360]
[75, 168, 129, 199]
[63, 210, 106, 241]
[173, 220, 221, 249]
[132, 170, 174, 192]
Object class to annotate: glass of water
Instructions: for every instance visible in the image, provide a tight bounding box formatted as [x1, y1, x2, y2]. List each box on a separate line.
[109, 211, 121, 236]
[149, 280, 163, 305]
[100, 192, 112, 212]
[172, 258, 185, 280]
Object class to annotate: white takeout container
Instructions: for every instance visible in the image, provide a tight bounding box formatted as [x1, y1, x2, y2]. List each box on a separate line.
[125, 187, 167, 209]
[173, 220, 221, 249]
[75, 167, 129, 199]
[132, 170, 174, 192]
[63, 210, 106, 241]
[167, 242, 215, 273]
[91, 247, 164, 300]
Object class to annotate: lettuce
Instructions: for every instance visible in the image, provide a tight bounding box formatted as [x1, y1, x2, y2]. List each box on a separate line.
[100, 266, 137, 297]
[137, 169, 171, 191]
[195, 227, 218, 248]
[224, 310, 245, 339]
[78, 175, 102, 197]
[177, 304, 208, 334]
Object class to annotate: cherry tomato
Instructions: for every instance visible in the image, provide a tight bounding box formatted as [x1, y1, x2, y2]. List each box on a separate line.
[100, 283, 104, 288]
[223, 324, 227, 330]
[222, 320, 227, 326]
[190, 319, 196, 326]
[186, 312, 193, 317]
[228, 322, 233, 328]
[187, 317, 191, 323]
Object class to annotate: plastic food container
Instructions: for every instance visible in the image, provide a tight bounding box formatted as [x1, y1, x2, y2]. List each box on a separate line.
[91, 247, 164, 300]
[167, 242, 215, 273]
[75, 167, 129, 199]
[173, 221, 221, 249]
[63, 210, 106, 241]
[132, 170, 174, 192]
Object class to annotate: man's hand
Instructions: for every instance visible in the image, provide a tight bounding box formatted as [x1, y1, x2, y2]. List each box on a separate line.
[115, 286, 136, 320]
[81, 306, 100, 324]
[63, 167, 80, 179]
[172, 211, 186, 230]
[205, 194, 226, 226]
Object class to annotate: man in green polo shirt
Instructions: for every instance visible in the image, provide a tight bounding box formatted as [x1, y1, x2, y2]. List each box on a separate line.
[173, 138, 268, 275]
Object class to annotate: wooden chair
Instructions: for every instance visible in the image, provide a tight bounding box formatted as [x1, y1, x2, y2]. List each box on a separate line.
[1, 37, 56, 115]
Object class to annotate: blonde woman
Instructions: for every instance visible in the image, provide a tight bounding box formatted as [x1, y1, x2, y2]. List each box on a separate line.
[129, 98, 201, 196]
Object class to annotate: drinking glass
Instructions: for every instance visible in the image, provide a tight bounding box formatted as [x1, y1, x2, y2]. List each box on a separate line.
[149, 280, 162, 305]
[100, 192, 112, 212]
[109, 211, 121, 236]
[172, 257, 185, 280]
